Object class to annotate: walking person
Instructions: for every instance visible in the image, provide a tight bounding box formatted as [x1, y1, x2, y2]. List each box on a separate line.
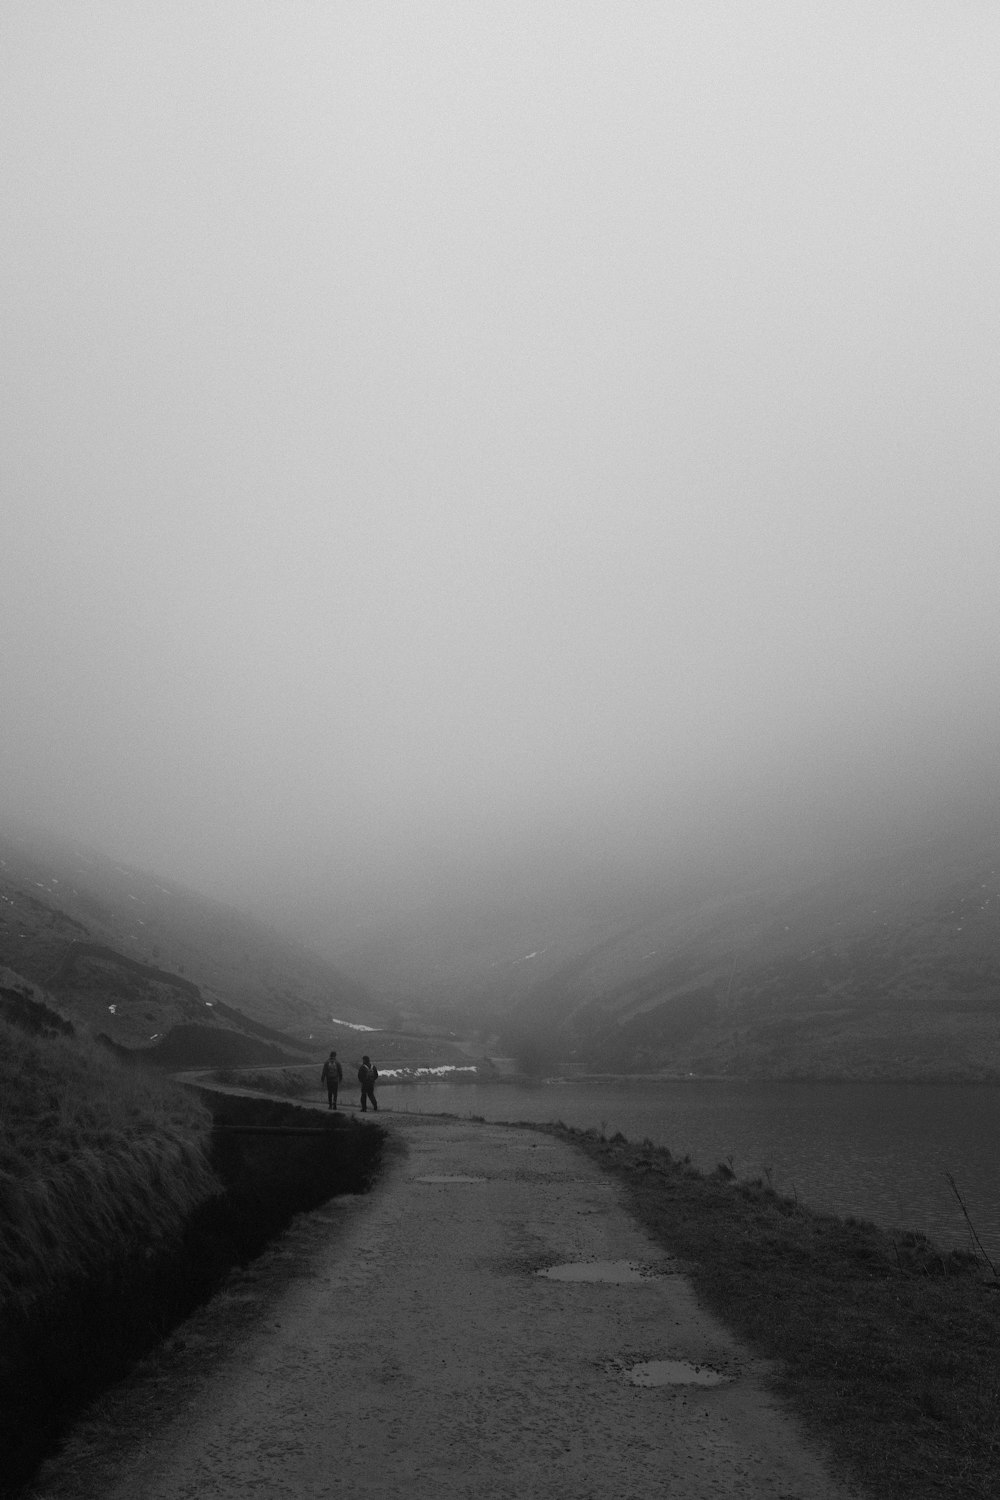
[358, 1054, 379, 1112]
[321, 1050, 343, 1109]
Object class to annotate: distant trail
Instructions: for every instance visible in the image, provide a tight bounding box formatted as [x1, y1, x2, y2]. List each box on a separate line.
[31, 1113, 855, 1500]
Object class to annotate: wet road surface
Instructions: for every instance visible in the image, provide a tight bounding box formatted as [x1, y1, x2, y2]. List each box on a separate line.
[30, 1113, 859, 1500]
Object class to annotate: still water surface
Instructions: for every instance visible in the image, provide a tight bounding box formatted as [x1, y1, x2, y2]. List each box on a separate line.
[384, 1078, 1000, 1260]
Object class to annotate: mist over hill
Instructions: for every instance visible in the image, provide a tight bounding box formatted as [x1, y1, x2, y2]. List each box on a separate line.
[0, 823, 373, 1062]
[5, 800, 1000, 1083]
[510, 828, 1000, 1080]
[303, 810, 1000, 1082]
[6, 6, 1000, 1092]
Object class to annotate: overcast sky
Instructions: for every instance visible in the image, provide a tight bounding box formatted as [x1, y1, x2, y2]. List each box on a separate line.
[3, 3, 999, 937]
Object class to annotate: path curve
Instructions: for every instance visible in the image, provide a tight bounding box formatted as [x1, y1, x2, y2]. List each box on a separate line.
[31, 1113, 858, 1500]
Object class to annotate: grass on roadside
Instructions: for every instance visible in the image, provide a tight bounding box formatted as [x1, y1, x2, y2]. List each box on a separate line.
[210, 1066, 314, 1097]
[546, 1123, 1000, 1500]
[0, 1018, 217, 1319]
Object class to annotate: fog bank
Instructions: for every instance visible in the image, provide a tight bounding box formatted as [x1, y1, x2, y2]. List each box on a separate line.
[3, 4, 998, 960]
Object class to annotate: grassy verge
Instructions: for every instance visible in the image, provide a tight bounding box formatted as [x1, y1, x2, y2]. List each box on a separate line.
[0, 1017, 216, 1320]
[0, 1016, 385, 1494]
[0, 1016, 216, 1492]
[546, 1124, 1000, 1500]
[210, 1065, 314, 1097]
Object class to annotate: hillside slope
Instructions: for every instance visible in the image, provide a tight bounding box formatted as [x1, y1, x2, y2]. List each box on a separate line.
[500, 827, 1000, 1080]
[0, 825, 373, 1056]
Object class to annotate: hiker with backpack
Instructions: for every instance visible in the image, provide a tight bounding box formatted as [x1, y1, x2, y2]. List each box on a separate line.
[358, 1055, 379, 1112]
[320, 1049, 343, 1109]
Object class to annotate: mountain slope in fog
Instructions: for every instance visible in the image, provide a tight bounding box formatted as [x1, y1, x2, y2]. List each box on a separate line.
[0, 825, 372, 1057]
[9, 811, 1000, 1081]
[498, 826, 1000, 1080]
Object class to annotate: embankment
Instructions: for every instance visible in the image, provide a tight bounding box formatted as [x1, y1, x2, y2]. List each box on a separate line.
[1, 1090, 383, 1496]
[544, 1124, 1000, 1500]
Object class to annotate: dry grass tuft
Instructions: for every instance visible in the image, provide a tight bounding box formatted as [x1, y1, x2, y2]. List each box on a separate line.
[210, 1066, 313, 1097]
[0, 1019, 217, 1318]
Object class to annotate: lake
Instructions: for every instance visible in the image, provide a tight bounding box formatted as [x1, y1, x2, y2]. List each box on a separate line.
[381, 1077, 1000, 1261]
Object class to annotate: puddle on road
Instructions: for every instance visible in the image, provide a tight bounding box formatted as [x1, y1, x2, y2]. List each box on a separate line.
[415, 1174, 486, 1184]
[535, 1259, 664, 1283]
[625, 1360, 728, 1388]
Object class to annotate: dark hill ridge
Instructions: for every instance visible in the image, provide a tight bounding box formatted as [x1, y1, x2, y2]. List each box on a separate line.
[48, 943, 319, 1062]
[49, 941, 204, 998]
[0, 965, 317, 1071]
[0, 825, 374, 1054]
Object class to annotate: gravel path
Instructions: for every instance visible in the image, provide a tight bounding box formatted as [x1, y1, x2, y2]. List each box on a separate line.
[31, 1113, 858, 1500]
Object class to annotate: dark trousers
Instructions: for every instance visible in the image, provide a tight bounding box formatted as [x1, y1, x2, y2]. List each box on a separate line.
[360, 1084, 378, 1111]
[326, 1084, 338, 1108]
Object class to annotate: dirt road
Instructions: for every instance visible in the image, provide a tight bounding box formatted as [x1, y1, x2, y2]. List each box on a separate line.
[31, 1112, 858, 1499]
